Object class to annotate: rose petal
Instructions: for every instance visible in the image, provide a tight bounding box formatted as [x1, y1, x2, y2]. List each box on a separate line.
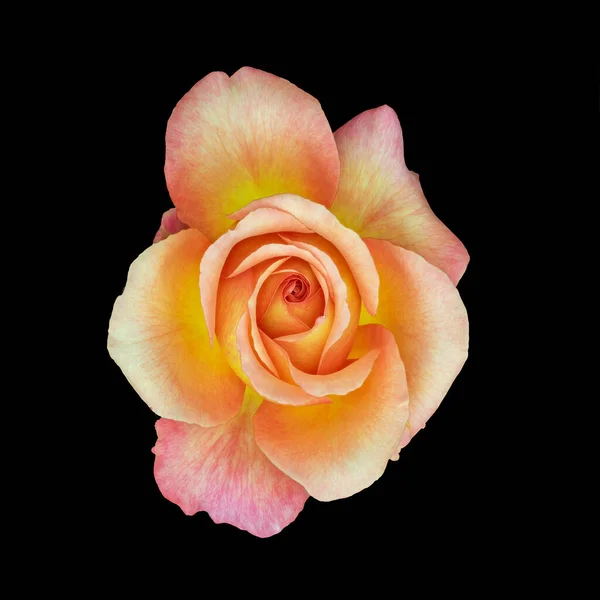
[108, 229, 244, 426]
[225, 241, 338, 341]
[153, 387, 309, 538]
[214, 269, 255, 386]
[229, 193, 379, 316]
[152, 207, 189, 244]
[165, 67, 340, 241]
[280, 235, 356, 375]
[330, 106, 469, 284]
[273, 266, 333, 374]
[261, 332, 380, 397]
[274, 313, 332, 374]
[200, 207, 311, 343]
[265, 257, 325, 324]
[248, 257, 290, 375]
[361, 239, 468, 448]
[258, 265, 325, 339]
[254, 324, 409, 501]
[236, 312, 330, 407]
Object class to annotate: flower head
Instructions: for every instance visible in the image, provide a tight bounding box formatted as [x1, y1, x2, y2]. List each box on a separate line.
[108, 67, 469, 537]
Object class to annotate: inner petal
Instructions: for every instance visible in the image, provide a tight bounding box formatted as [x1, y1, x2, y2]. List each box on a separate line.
[283, 274, 309, 302]
[258, 259, 325, 338]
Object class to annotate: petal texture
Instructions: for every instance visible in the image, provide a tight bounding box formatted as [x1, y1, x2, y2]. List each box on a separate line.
[153, 388, 309, 538]
[361, 238, 469, 447]
[108, 229, 244, 426]
[254, 324, 409, 501]
[165, 67, 340, 241]
[330, 106, 469, 284]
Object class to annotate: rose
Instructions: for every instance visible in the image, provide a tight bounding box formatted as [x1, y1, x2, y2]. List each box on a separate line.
[108, 67, 469, 538]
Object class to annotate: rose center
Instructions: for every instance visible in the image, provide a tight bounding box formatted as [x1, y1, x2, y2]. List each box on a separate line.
[282, 274, 309, 303]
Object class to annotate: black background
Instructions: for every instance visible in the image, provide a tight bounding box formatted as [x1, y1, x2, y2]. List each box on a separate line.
[88, 47, 499, 564]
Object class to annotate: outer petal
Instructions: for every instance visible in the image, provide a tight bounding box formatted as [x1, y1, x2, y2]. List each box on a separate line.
[108, 229, 245, 426]
[153, 207, 189, 243]
[230, 193, 379, 315]
[330, 106, 469, 285]
[254, 324, 409, 501]
[165, 67, 340, 241]
[153, 388, 309, 538]
[361, 239, 469, 447]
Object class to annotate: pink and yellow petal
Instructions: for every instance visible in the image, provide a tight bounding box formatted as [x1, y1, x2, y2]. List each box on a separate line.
[360, 239, 469, 447]
[108, 229, 244, 426]
[254, 324, 409, 501]
[330, 105, 469, 285]
[165, 67, 340, 242]
[153, 207, 189, 244]
[153, 388, 309, 538]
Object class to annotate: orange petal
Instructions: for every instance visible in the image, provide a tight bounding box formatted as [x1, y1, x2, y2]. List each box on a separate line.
[254, 324, 409, 501]
[214, 269, 255, 386]
[261, 332, 380, 397]
[236, 312, 330, 407]
[153, 388, 309, 538]
[165, 67, 340, 242]
[269, 257, 326, 328]
[274, 313, 332, 374]
[216, 255, 294, 383]
[229, 193, 379, 315]
[248, 257, 290, 375]
[273, 266, 333, 373]
[108, 229, 244, 426]
[227, 242, 331, 340]
[200, 207, 311, 343]
[226, 243, 327, 279]
[280, 235, 354, 374]
[330, 106, 469, 284]
[361, 239, 468, 448]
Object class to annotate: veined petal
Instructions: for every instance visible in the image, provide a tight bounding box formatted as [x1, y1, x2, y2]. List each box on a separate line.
[361, 239, 468, 448]
[254, 324, 409, 501]
[153, 388, 309, 538]
[229, 193, 379, 315]
[108, 229, 244, 426]
[330, 106, 469, 284]
[165, 67, 340, 241]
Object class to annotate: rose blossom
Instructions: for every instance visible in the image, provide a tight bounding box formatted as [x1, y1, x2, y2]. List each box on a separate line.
[108, 67, 469, 537]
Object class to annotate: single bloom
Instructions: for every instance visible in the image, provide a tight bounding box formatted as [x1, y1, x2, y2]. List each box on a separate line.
[108, 67, 469, 537]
